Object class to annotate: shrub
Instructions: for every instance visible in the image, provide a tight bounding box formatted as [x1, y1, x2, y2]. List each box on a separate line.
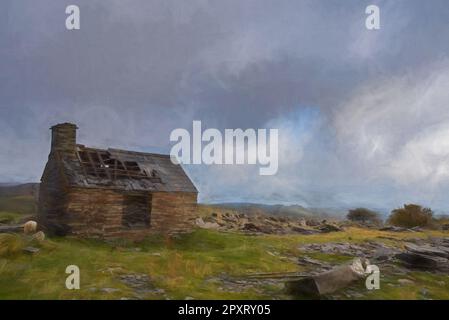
[346, 208, 382, 226]
[387, 204, 433, 228]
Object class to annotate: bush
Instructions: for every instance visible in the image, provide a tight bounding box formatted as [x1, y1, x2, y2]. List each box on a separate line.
[387, 204, 433, 228]
[346, 208, 382, 226]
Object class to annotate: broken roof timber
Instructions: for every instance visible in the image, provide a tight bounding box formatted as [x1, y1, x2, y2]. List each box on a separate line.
[57, 145, 197, 193]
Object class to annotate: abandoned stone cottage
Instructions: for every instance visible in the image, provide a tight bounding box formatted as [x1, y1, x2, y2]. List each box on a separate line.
[38, 123, 198, 239]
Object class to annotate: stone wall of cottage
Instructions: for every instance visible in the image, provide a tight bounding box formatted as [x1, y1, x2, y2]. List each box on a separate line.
[62, 188, 197, 239]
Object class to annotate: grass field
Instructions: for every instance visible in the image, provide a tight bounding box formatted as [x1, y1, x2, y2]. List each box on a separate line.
[0, 195, 36, 216]
[1, 227, 449, 300]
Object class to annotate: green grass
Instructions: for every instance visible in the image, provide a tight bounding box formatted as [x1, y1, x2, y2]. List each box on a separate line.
[0, 211, 25, 224]
[0, 230, 298, 300]
[0, 227, 448, 300]
[0, 234, 27, 258]
[0, 196, 36, 215]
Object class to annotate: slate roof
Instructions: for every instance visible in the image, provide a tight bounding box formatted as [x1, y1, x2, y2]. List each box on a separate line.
[58, 145, 197, 193]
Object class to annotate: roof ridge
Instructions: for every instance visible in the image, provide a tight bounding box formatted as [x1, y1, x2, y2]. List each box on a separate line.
[108, 148, 170, 158]
[76, 144, 170, 158]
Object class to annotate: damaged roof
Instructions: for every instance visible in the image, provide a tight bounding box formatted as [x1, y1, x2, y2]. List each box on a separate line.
[59, 145, 197, 193]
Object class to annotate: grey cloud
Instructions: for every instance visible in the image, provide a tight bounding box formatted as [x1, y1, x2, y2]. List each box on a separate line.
[1, 0, 449, 210]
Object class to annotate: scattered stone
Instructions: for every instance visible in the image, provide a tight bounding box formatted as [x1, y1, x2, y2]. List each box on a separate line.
[291, 226, 320, 235]
[195, 218, 220, 230]
[299, 241, 401, 262]
[297, 256, 331, 271]
[119, 273, 165, 297]
[100, 266, 125, 274]
[119, 273, 152, 289]
[299, 219, 308, 227]
[23, 221, 37, 235]
[379, 226, 408, 232]
[350, 292, 365, 298]
[387, 283, 396, 287]
[397, 279, 415, 286]
[23, 246, 40, 254]
[242, 222, 262, 232]
[420, 288, 430, 297]
[101, 287, 120, 293]
[31, 231, 45, 242]
[372, 247, 401, 262]
[319, 224, 342, 233]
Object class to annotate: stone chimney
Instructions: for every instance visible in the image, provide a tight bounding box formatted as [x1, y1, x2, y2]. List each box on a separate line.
[50, 123, 78, 155]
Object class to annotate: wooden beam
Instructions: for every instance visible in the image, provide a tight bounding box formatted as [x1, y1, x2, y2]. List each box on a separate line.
[86, 151, 100, 178]
[75, 151, 89, 181]
[96, 151, 112, 180]
[120, 160, 132, 179]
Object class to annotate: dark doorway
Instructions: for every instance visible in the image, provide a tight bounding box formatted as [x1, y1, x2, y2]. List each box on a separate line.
[122, 194, 151, 228]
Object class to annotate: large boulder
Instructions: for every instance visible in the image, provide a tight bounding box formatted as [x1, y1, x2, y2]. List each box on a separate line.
[404, 242, 449, 258]
[287, 258, 369, 297]
[395, 252, 449, 271]
[31, 231, 46, 243]
[395, 242, 449, 272]
[23, 221, 37, 234]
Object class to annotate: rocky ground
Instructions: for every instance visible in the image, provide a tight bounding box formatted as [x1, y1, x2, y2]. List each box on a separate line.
[194, 211, 449, 299]
[195, 211, 342, 234]
[298, 235, 449, 272]
[2, 207, 449, 299]
[197, 235, 449, 299]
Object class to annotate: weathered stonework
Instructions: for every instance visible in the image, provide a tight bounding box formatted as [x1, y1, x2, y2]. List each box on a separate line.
[38, 123, 198, 239]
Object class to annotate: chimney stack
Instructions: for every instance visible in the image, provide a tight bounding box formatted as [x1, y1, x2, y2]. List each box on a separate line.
[50, 123, 78, 155]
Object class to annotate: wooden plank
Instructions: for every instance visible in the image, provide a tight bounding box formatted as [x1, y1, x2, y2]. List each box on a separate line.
[113, 159, 117, 180]
[96, 150, 112, 180]
[86, 151, 100, 178]
[120, 160, 132, 179]
[75, 151, 89, 182]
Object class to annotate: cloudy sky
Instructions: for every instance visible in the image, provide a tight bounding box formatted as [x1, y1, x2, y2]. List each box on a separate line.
[1, 0, 449, 210]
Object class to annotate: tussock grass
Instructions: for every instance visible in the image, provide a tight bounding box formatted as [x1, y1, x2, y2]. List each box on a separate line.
[0, 234, 26, 257]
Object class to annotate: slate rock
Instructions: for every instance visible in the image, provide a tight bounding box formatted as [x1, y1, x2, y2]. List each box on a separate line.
[287, 258, 368, 297]
[23, 246, 40, 254]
